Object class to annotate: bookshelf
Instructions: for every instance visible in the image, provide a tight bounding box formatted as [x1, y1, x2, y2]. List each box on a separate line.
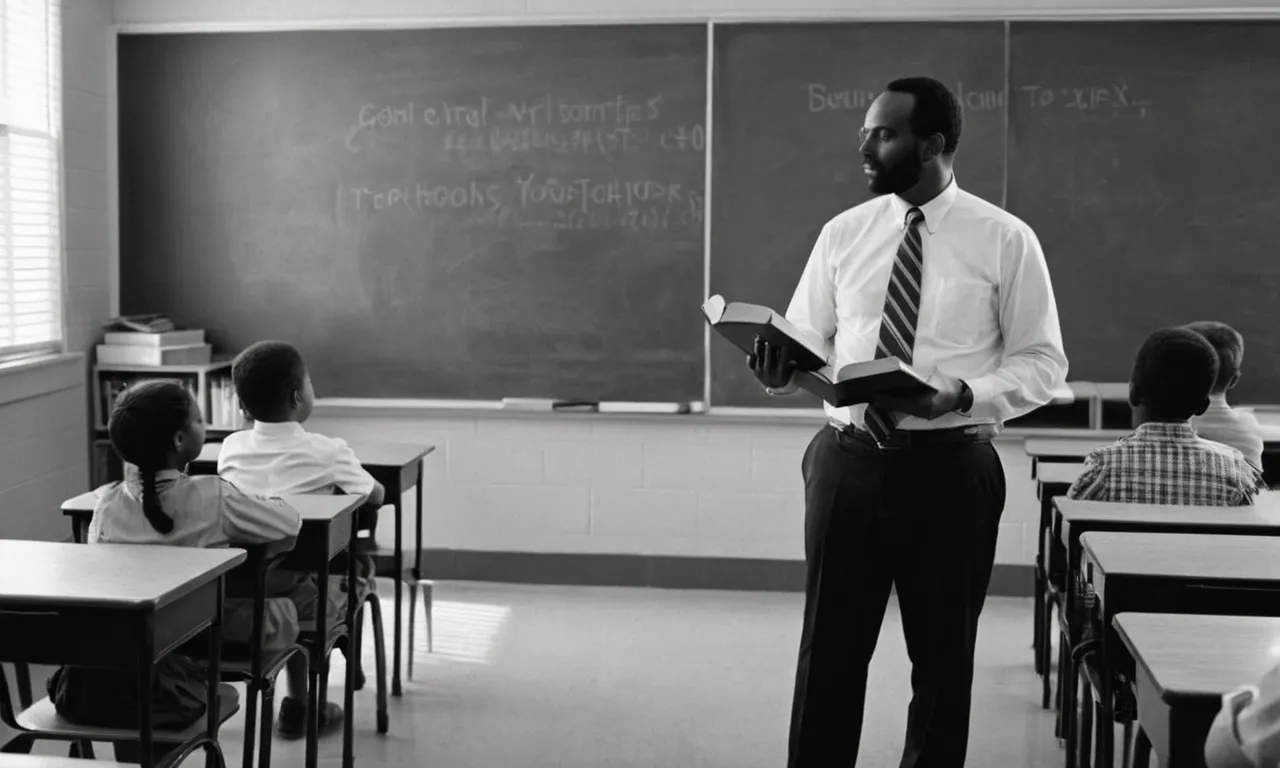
[90, 356, 248, 486]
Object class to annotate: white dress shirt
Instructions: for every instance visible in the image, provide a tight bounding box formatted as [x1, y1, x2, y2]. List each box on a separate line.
[87, 468, 301, 547]
[218, 420, 377, 498]
[782, 177, 1069, 430]
[1205, 665, 1280, 767]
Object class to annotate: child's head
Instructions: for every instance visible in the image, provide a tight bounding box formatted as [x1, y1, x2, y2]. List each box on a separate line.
[232, 340, 314, 423]
[1128, 327, 1219, 425]
[107, 380, 206, 534]
[1182, 321, 1245, 396]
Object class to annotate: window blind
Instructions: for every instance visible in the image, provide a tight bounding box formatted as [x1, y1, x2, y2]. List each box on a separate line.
[0, 0, 63, 360]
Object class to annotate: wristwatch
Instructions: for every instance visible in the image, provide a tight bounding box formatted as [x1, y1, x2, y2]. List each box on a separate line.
[956, 379, 974, 415]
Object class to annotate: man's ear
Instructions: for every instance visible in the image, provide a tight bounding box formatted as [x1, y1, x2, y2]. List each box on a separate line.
[922, 133, 945, 163]
[1228, 370, 1242, 390]
[1128, 381, 1141, 408]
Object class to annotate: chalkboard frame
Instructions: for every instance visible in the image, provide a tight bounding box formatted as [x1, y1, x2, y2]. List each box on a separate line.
[109, 14, 1280, 411]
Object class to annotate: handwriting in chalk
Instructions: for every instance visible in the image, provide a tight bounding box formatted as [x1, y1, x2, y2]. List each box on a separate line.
[347, 174, 704, 233]
[345, 93, 669, 152]
[1019, 84, 1150, 117]
[808, 81, 1004, 113]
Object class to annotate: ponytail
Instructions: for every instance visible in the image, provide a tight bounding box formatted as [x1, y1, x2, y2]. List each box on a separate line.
[108, 380, 196, 537]
[139, 467, 174, 534]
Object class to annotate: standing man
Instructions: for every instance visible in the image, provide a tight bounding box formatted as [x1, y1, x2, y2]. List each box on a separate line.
[749, 77, 1068, 767]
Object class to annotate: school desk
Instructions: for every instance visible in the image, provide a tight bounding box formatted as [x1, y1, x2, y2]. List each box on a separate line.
[0, 540, 243, 768]
[1114, 613, 1280, 768]
[1032, 461, 1083, 706]
[1050, 497, 1280, 760]
[1024, 435, 1118, 479]
[188, 439, 436, 697]
[0, 756, 129, 767]
[59, 491, 365, 768]
[1078, 532, 1280, 768]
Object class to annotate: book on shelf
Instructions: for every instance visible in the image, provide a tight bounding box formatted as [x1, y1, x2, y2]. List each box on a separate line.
[701, 294, 935, 407]
[97, 343, 212, 367]
[106, 314, 175, 333]
[102, 329, 206, 347]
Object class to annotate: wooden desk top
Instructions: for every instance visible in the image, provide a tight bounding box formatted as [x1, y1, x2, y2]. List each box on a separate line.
[61, 490, 362, 524]
[1025, 436, 1119, 459]
[1038, 462, 1084, 487]
[1058, 494, 1280, 546]
[0, 756, 129, 767]
[1115, 613, 1280, 704]
[194, 438, 435, 468]
[0, 540, 244, 610]
[1082, 531, 1280, 583]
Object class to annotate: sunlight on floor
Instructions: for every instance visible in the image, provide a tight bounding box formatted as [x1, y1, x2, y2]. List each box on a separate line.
[411, 599, 510, 665]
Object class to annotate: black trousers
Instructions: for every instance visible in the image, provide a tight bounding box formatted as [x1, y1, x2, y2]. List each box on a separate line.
[788, 424, 1006, 768]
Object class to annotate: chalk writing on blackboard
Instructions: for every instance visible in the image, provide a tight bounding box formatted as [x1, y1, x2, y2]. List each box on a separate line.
[806, 81, 1152, 118]
[347, 174, 705, 234]
[345, 93, 672, 151]
[1018, 84, 1150, 116]
[808, 81, 1004, 113]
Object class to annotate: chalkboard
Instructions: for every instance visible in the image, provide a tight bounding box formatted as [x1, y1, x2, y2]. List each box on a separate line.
[118, 26, 707, 401]
[1008, 21, 1280, 406]
[710, 20, 1280, 407]
[709, 22, 1007, 408]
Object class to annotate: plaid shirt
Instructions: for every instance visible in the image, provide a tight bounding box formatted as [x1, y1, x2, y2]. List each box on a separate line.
[1067, 421, 1264, 506]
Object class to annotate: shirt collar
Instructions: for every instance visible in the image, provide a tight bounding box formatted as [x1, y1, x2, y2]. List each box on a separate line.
[1133, 421, 1199, 441]
[888, 174, 959, 235]
[252, 420, 307, 438]
[122, 465, 184, 493]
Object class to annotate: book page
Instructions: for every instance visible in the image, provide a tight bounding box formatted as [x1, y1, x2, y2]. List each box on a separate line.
[770, 313, 827, 362]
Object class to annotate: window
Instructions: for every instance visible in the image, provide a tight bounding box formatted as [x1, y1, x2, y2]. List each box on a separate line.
[0, 0, 62, 360]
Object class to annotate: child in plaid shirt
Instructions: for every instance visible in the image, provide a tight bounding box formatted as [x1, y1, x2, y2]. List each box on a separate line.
[1067, 326, 1263, 506]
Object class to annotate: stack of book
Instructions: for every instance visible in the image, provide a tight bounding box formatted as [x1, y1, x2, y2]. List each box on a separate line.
[97, 317, 211, 367]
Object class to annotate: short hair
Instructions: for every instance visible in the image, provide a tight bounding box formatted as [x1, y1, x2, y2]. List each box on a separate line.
[1130, 327, 1219, 419]
[1182, 321, 1244, 392]
[232, 340, 308, 420]
[108, 379, 195, 534]
[885, 76, 963, 155]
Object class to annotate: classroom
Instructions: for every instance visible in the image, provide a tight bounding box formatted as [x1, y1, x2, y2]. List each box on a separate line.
[2, 0, 1280, 766]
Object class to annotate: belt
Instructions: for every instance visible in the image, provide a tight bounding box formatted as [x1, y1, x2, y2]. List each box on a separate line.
[828, 419, 999, 450]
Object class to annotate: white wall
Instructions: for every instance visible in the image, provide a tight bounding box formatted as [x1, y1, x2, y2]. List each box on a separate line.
[303, 406, 1038, 567]
[112, 0, 1280, 25]
[0, 0, 111, 543]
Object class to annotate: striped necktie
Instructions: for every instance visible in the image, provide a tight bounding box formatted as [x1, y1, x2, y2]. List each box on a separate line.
[863, 207, 925, 444]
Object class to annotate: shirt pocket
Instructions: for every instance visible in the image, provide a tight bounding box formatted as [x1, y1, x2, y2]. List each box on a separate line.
[929, 277, 997, 347]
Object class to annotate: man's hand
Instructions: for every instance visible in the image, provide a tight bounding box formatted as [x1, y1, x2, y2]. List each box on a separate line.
[874, 371, 964, 420]
[747, 336, 796, 390]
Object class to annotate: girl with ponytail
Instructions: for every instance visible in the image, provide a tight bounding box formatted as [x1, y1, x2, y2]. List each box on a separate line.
[53, 380, 304, 747]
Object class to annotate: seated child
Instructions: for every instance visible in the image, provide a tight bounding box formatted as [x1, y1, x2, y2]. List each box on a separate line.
[1205, 661, 1280, 767]
[1067, 326, 1263, 506]
[217, 340, 386, 687]
[48, 380, 339, 756]
[1183, 320, 1266, 473]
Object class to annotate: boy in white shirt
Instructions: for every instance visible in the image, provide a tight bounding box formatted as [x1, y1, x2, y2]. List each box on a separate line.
[218, 340, 386, 690]
[1184, 320, 1266, 474]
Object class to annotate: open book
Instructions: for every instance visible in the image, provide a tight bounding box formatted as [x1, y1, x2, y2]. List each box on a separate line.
[793, 358, 936, 407]
[702, 294, 936, 407]
[701, 295, 827, 372]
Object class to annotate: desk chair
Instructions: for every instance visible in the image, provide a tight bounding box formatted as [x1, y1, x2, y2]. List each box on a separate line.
[216, 543, 309, 768]
[0, 661, 238, 768]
